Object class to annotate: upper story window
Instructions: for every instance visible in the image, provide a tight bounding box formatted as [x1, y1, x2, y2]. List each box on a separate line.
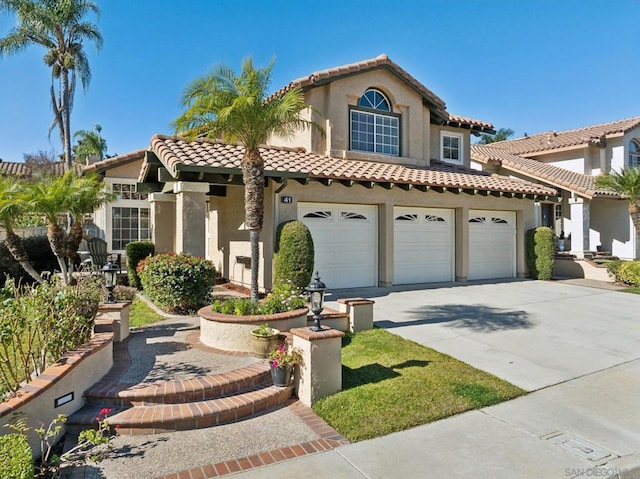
[440, 131, 463, 164]
[112, 182, 148, 201]
[629, 139, 640, 169]
[350, 88, 400, 156]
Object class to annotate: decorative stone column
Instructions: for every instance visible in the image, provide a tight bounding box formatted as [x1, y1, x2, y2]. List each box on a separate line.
[149, 193, 176, 254]
[569, 197, 591, 257]
[173, 181, 209, 257]
[290, 327, 345, 407]
[95, 301, 131, 342]
[337, 298, 375, 333]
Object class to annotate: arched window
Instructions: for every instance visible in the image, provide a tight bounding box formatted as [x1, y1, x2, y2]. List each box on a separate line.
[629, 139, 640, 169]
[350, 88, 400, 156]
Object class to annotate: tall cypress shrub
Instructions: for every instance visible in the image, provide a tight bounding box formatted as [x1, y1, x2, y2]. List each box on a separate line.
[273, 220, 314, 290]
[126, 241, 155, 289]
[526, 227, 555, 280]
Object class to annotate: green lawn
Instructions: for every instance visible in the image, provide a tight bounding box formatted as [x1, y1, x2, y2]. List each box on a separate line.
[129, 297, 166, 327]
[312, 328, 524, 442]
[620, 288, 640, 295]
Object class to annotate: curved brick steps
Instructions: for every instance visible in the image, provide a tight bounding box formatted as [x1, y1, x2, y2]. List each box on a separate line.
[110, 384, 294, 435]
[84, 362, 271, 407]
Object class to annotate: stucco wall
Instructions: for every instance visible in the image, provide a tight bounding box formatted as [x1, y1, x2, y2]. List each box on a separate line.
[591, 198, 636, 259]
[270, 69, 436, 166]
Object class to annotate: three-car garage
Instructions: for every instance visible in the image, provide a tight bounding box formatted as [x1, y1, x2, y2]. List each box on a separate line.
[299, 202, 517, 289]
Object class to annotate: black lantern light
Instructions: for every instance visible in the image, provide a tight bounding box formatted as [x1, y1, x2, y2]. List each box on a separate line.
[102, 260, 118, 303]
[306, 271, 326, 331]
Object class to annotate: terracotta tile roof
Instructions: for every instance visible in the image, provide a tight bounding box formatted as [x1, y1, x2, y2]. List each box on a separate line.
[446, 114, 495, 133]
[148, 134, 555, 197]
[488, 116, 640, 155]
[0, 160, 67, 177]
[471, 144, 617, 199]
[82, 149, 146, 174]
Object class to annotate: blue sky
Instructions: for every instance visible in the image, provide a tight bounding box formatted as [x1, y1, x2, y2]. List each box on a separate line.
[0, 0, 639, 161]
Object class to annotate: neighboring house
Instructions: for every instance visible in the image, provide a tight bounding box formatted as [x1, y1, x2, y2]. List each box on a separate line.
[97, 54, 552, 291]
[471, 117, 640, 260]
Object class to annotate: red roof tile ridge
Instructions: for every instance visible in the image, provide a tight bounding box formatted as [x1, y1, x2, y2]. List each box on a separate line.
[152, 134, 310, 155]
[273, 54, 446, 112]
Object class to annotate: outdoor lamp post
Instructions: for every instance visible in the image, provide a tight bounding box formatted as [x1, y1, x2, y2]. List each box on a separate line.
[306, 271, 326, 331]
[102, 260, 118, 304]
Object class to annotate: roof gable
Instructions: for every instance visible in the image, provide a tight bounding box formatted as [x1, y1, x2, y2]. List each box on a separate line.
[271, 54, 494, 134]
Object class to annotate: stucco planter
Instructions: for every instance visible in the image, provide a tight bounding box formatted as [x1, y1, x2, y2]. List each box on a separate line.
[198, 307, 309, 353]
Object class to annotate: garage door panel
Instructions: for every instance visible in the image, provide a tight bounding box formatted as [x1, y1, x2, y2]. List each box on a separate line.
[468, 210, 516, 281]
[394, 207, 454, 285]
[299, 203, 377, 289]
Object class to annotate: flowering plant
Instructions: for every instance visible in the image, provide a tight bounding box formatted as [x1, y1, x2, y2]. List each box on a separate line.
[267, 342, 303, 369]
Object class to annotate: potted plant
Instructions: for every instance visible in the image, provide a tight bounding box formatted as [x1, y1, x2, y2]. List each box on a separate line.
[267, 342, 303, 387]
[250, 323, 282, 358]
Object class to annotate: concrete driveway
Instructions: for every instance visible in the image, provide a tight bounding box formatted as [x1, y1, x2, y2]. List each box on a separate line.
[327, 279, 640, 391]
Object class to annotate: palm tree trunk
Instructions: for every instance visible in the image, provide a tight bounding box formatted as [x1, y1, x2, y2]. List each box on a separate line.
[47, 223, 70, 285]
[242, 148, 264, 300]
[66, 220, 83, 264]
[61, 69, 73, 170]
[4, 231, 44, 284]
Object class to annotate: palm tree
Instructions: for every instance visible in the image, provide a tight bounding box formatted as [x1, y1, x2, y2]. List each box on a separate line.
[477, 127, 515, 144]
[0, 177, 44, 283]
[0, 0, 103, 170]
[595, 167, 640, 241]
[73, 124, 107, 162]
[23, 171, 110, 284]
[173, 58, 321, 300]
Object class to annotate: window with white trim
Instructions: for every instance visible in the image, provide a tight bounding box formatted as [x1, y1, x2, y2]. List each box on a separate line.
[629, 139, 640, 168]
[112, 207, 150, 250]
[350, 89, 400, 156]
[440, 131, 463, 164]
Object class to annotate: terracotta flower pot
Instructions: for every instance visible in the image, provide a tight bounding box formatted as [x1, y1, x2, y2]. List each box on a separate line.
[250, 328, 281, 358]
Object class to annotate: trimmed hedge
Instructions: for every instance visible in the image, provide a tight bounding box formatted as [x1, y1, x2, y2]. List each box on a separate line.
[273, 220, 314, 291]
[137, 253, 216, 314]
[526, 227, 555, 280]
[0, 433, 34, 479]
[126, 241, 155, 289]
[0, 236, 57, 283]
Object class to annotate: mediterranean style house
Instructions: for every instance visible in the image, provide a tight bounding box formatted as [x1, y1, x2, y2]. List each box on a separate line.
[86, 54, 556, 290]
[471, 117, 640, 261]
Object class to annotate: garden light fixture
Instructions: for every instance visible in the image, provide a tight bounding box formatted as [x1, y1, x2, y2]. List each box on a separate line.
[306, 271, 326, 331]
[102, 260, 118, 303]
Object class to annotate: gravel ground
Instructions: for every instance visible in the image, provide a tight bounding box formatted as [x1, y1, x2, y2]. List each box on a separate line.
[123, 317, 259, 385]
[70, 406, 319, 478]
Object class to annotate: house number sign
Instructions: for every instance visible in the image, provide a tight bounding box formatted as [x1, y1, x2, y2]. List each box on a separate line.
[281, 196, 293, 204]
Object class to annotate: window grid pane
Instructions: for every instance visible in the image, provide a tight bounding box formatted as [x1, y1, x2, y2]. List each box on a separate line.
[351, 110, 399, 156]
[442, 134, 461, 162]
[111, 207, 150, 249]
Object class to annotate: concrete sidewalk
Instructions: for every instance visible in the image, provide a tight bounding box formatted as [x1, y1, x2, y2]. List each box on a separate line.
[229, 356, 640, 479]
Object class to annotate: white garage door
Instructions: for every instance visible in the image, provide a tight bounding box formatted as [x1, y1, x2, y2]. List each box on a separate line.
[394, 207, 454, 285]
[298, 203, 377, 289]
[468, 210, 516, 280]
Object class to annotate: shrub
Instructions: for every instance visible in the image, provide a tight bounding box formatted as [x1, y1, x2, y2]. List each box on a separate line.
[210, 281, 307, 316]
[526, 227, 555, 280]
[0, 433, 34, 479]
[274, 221, 314, 290]
[0, 235, 57, 284]
[616, 261, 640, 287]
[0, 276, 100, 397]
[126, 241, 155, 289]
[137, 253, 216, 314]
[113, 285, 137, 302]
[606, 260, 625, 279]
